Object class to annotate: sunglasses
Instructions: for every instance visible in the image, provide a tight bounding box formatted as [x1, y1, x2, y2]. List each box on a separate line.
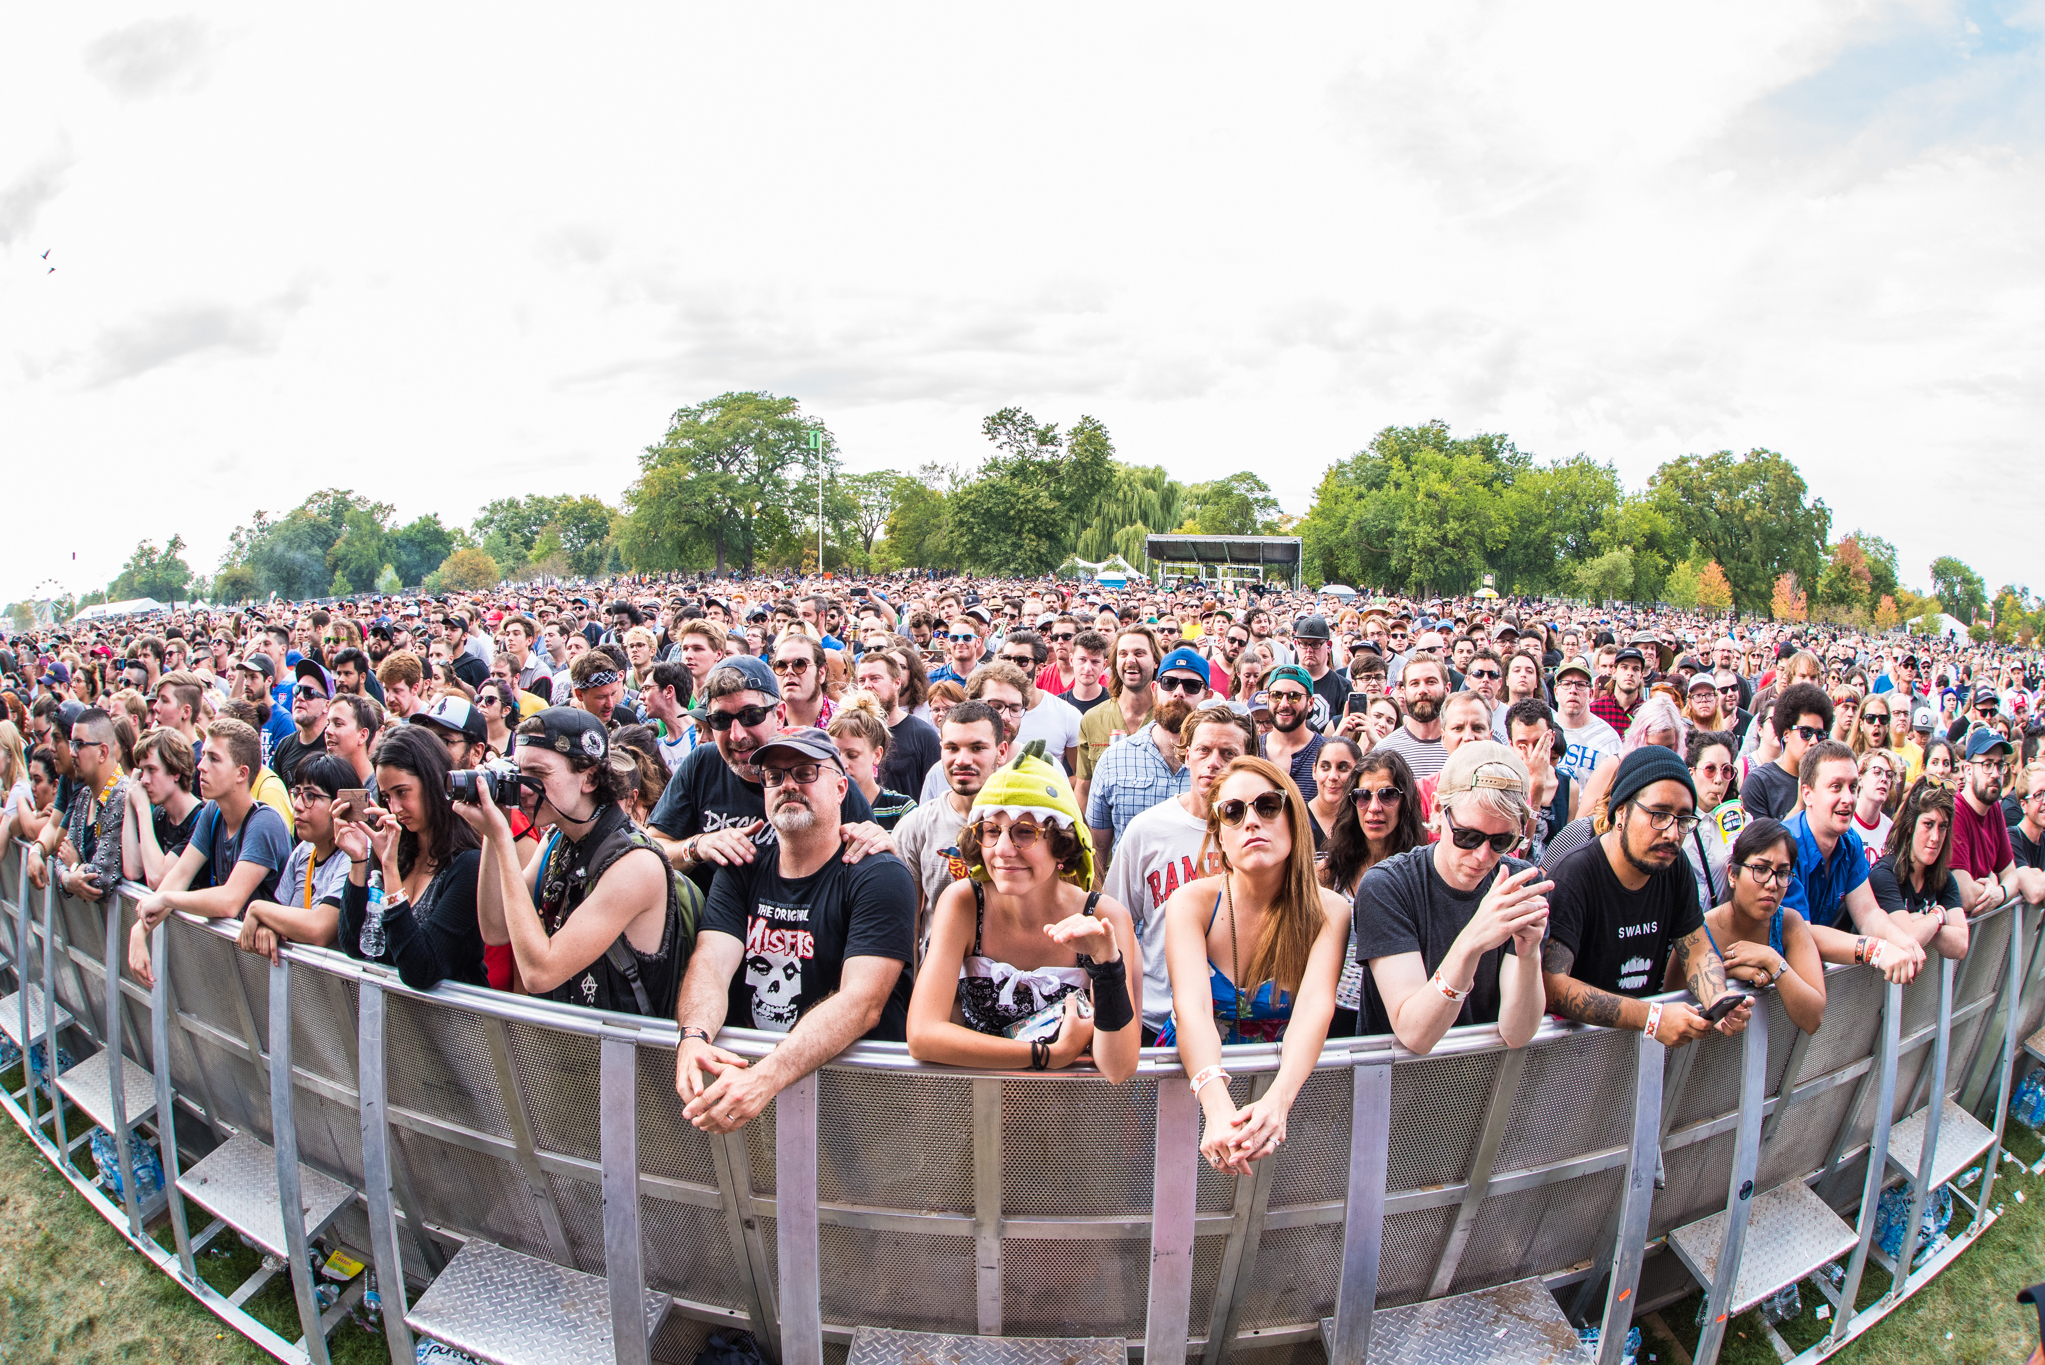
[1049, 632, 1076, 643]
[1440, 806, 1518, 854]
[948, 632, 979, 643]
[1790, 725, 1826, 742]
[1225, 635, 1250, 647]
[976, 817, 1047, 849]
[1467, 669, 1501, 681]
[1215, 791, 1287, 827]
[1267, 689, 1310, 706]
[1863, 712, 1890, 724]
[1001, 655, 1037, 669]
[1156, 675, 1205, 695]
[772, 657, 812, 674]
[1349, 784, 1403, 807]
[706, 703, 776, 730]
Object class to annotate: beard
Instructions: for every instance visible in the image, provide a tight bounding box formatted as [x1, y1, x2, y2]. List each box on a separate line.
[1407, 695, 1441, 723]
[1272, 707, 1308, 734]
[770, 797, 818, 834]
[1153, 696, 1194, 740]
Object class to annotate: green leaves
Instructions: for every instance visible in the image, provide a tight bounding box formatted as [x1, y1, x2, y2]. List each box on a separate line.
[623, 390, 826, 574]
[1648, 450, 1829, 616]
[109, 536, 192, 603]
[1928, 556, 1987, 626]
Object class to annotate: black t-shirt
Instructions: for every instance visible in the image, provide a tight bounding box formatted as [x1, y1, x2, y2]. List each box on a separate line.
[1309, 668, 1350, 733]
[702, 850, 916, 1040]
[450, 653, 490, 691]
[154, 802, 200, 858]
[1741, 761, 1800, 822]
[1061, 689, 1110, 717]
[881, 714, 942, 798]
[1866, 853, 1963, 918]
[648, 743, 876, 891]
[1546, 840, 1704, 997]
[271, 729, 320, 787]
[2012, 822, 2045, 872]
[1353, 845, 1533, 1035]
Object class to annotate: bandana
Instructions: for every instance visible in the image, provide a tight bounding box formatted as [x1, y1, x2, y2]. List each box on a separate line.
[576, 669, 622, 689]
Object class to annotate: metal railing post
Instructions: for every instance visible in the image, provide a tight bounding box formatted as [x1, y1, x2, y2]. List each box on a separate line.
[270, 958, 333, 1365]
[1692, 1004, 1769, 1365]
[101, 895, 144, 1238]
[1890, 956, 1954, 1301]
[774, 1072, 822, 1365]
[1595, 1032, 1663, 1365]
[1202, 1072, 1280, 1365]
[357, 980, 417, 1365]
[601, 1036, 653, 1365]
[1829, 983, 1902, 1349]
[1427, 1048, 1526, 1297]
[1144, 1076, 1199, 1365]
[14, 845, 40, 1133]
[1326, 1058, 1391, 1365]
[42, 879, 67, 1155]
[150, 921, 198, 1283]
[972, 1078, 1003, 1337]
[1974, 901, 2026, 1216]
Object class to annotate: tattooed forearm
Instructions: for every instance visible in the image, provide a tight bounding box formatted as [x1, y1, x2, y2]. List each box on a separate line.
[1678, 928, 1725, 1002]
[1544, 974, 1625, 1028]
[1541, 941, 1576, 975]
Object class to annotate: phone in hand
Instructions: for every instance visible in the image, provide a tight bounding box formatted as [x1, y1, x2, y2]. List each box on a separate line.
[1703, 992, 1749, 1024]
[334, 789, 370, 821]
[1344, 692, 1371, 716]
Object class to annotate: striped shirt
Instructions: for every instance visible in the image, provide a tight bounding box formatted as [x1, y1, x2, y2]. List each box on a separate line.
[1083, 724, 1192, 848]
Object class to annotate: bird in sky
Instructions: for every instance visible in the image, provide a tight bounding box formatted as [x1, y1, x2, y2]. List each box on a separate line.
[43, 248, 54, 273]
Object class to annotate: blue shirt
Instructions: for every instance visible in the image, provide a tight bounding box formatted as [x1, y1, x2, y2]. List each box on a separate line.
[1085, 723, 1192, 847]
[1779, 810, 1869, 929]
[928, 665, 969, 687]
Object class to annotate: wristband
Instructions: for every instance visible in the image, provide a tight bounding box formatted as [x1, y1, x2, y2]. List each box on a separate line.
[1643, 1002, 1663, 1042]
[1853, 936, 1869, 964]
[1867, 940, 1884, 969]
[679, 1026, 711, 1044]
[1084, 959, 1135, 1032]
[1431, 969, 1471, 1003]
[1189, 1063, 1229, 1096]
[1029, 1040, 1050, 1071]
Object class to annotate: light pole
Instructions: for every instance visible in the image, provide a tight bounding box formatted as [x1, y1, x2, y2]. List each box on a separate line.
[808, 426, 825, 573]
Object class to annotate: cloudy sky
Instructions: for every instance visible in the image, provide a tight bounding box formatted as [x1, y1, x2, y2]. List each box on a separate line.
[4, 2, 2041, 605]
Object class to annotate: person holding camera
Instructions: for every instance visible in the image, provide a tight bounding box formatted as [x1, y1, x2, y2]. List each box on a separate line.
[128, 719, 294, 988]
[333, 724, 487, 989]
[459, 707, 694, 1014]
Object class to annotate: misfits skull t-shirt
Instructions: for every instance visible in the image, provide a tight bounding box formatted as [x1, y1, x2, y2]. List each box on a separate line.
[1545, 839, 1704, 998]
[703, 848, 916, 1040]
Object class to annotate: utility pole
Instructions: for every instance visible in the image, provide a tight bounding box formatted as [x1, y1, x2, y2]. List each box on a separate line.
[808, 426, 825, 573]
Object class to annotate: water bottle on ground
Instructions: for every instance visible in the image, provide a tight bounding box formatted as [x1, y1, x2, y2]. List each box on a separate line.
[359, 868, 387, 958]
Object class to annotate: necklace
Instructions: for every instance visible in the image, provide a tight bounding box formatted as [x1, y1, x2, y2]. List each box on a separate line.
[1225, 873, 1247, 1022]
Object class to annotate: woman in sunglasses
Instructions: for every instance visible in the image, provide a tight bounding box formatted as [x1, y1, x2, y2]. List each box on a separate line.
[475, 680, 519, 758]
[1320, 751, 1424, 1037]
[907, 743, 1142, 1082]
[1162, 757, 1350, 1173]
[1700, 818, 1826, 1035]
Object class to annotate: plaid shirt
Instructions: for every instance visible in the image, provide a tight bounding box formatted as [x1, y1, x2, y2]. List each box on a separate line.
[1590, 691, 1641, 732]
[1084, 724, 1192, 847]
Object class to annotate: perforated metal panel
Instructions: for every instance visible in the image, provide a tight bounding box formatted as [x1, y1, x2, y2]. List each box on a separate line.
[1960, 912, 2015, 1008]
[233, 947, 273, 1055]
[649, 1304, 715, 1365]
[1447, 1168, 1625, 1295]
[1234, 1220, 1343, 1331]
[546, 1168, 610, 1274]
[1001, 1237, 1152, 1337]
[1798, 968, 1885, 1077]
[1002, 1075, 1158, 1217]
[508, 1019, 602, 1163]
[286, 961, 358, 1088]
[390, 1125, 550, 1257]
[633, 1042, 723, 1192]
[1648, 1127, 1737, 1237]
[816, 1068, 976, 1213]
[640, 1196, 747, 1307]
[1266, 1067, 1351, 1210]
[1371, 1202, 1461, 1309]
[1754, 1083, 1859, 1191]
[1668, 1029, 1744, 1130]
[1385, 1049, 1498, 1192]
[1493, 1029, 1635, 1174]
[818, 1223, 976, 1334]
[1187, 1234, 1227, 1333]
[1897, 968, 1941, 1038]
[384, 993, 512, 1134]
[746, 1093, 778, 1196]
[169, 922, 254, 1045]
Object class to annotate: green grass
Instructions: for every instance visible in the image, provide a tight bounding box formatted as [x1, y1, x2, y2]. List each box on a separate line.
[5, 1058, 2045, 1365]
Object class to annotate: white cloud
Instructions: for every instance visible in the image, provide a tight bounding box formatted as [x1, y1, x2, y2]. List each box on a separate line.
[0, 0, 2040, 604]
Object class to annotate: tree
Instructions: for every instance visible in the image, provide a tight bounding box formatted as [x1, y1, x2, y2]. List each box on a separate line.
[1575, 548, 1635, 603]
[375, 564, 403, 594]
[1844, 531, 1900, 603]
[213, 564, 257, 605]
[388, 515, 456, 588]
[1928, 556, 1987, 625]
[1772, 573, 1808, 623]
[1664, 559, 1702, 610]
[1814, 536, 1874, 621]
[624, 391, 828, 574]
[1872, 595, 1899, 631]
[438, 547, 501, 592]
[110, 535, 193, 602]
[1648, 450, 1829, 616]
[1184, 472, 1281, 536]
[945, 409, 1119, 575]
[1076, 466, 1185, 564]
[327, 507, 392, 595]
[882, 468, 954, 570]
[834, 471, 899, 557]
[1696, 561, 1734, 613]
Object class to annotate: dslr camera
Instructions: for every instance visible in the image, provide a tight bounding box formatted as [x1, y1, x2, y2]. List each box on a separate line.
[450, 758, 525, 806]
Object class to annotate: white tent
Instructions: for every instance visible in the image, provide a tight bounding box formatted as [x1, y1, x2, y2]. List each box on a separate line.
[72, 597, 168, 621]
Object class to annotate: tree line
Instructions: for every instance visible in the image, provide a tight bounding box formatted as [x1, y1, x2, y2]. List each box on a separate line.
[35, 391, 2039, 644]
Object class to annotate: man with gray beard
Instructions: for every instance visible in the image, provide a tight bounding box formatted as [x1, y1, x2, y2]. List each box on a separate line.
[675, 727, 916, 1135]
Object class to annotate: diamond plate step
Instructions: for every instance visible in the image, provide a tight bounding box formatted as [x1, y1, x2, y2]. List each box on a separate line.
[176, 1130, 355, 1261]
[1885, 1098, 1995, 1191]
[57, 1047, 157, 1133]
[1321, 1276, 1582, 1364]
[2024, 1025, 2045, 1064]
[847, 1327, 1127, 1365]
[0, 985, 72, 1046]
[406, 1239, 669, 1365]
[1667, 1180, 1858, 1316]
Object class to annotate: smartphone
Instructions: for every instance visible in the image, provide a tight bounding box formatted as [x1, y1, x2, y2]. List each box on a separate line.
[1344, 692, 1371, 716]
[1703, 992, 1749, 1024]
[851, 587, 867, 598]
[334, 789, 370, 821]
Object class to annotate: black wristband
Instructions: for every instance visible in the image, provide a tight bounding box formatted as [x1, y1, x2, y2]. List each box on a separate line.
[1029, 1039, 1050, 1071]
[1085, 959, 1135, 1032]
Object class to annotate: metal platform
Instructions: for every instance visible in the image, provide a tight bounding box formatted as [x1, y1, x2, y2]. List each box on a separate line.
[176, 1130, 356, 1261]
[56, 1046, 157, 1134]
[1667, 1181, 1858, 1316]
[2025, 1025, 2045, 1064]
[847, 1327, 1127, 1365]
[1320, 1277, 1582, 1365]
[406, 1239, 669, 1365]
[0, 985, 72, 1046]
[1885, 1099, 1996, 1191]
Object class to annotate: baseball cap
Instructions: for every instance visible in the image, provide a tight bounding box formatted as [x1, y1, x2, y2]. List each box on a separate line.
[416, 695, 488, 744]
[1686, 671, 1718, 693]
[1293, 614, 1333, 642]
[1249, 690, 1274, 717]
[1267, 664, 1314, 694]
[714, 654, 782, 700]
[1912, 706, 1935, 733]
[1157, 647, 1210, 687]
[1434, 741, 1529, 803]
[752, 725, 845, 772]
[239, 652, 277, 680]
[1554, 655, 1594, 683]
[293, 659, 336, 699]
[1965, 728, 2013, 760]
[39, 661, 70, 687]
[528, 706, 610, 762]
[1613, 646, 1646, 666]
[1972, 685, 1999, 708]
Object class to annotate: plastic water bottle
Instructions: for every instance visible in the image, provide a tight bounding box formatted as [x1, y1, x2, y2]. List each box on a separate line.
[359, 869, 387, 958]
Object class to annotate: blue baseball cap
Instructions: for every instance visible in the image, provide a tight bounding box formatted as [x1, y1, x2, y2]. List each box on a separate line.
[717, 653, 782, 700]
[1965, 727, 2012, 760]
[1157, 646, 1210, 688]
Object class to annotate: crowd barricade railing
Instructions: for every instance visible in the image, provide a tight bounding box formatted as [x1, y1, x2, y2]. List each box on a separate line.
[0, 838, 2037, 1365]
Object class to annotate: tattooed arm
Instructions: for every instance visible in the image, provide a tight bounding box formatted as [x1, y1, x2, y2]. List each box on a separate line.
[1542, 940, 1713, 1046]
[1669, 926, 1750, 1036]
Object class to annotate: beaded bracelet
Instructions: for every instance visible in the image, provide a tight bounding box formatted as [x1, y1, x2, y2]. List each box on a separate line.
[1189, 1063, 1229, 1096]
[1029, 1040, 1050, 1071]
[1643, 1002, 1663, 1042]
[1431, 969, 1471, 1003]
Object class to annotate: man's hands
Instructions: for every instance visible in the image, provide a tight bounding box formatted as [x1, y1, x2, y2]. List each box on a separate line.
[1468, 865, 1552, 956]
[61, 864, 106, 902]
[237, 911, 284, 965]
[678, 1036, 772, 1134]
[839, 821, 897, 864]
[690, 823, 765, 868]
[1649, 1001, 1713, 1048]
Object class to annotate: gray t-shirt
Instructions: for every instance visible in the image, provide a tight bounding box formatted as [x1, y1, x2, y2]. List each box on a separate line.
[1374, 724, 1447, 780]
[1353, 845, 1534, 1036]
[1100, 797, 1217, 1035]
[891, 795, 971, 953]
[281, 841, 355, 910]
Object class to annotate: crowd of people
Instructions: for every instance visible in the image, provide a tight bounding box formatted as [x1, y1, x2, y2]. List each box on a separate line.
[4, 571, 2040, 1172]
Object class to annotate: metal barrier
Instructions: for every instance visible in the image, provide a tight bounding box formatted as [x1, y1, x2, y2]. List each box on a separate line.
[0, 840, 2035, 1365]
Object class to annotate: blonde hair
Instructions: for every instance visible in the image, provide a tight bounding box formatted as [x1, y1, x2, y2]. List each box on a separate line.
[826, 690, 890, 753]
[0, 720, 25, 791]
[1204, 756, 1323, 999]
